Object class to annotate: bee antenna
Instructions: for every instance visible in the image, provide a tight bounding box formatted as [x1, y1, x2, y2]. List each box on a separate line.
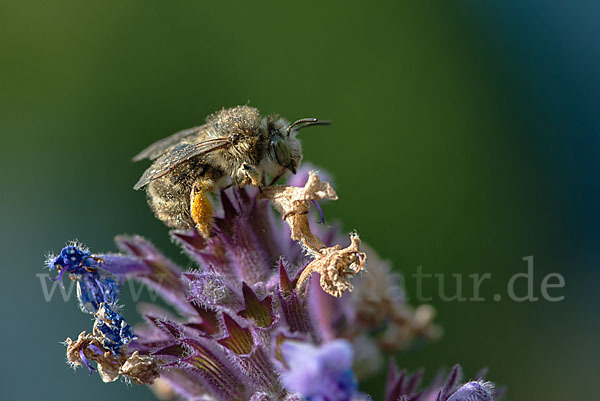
[287, 118, 331, 136]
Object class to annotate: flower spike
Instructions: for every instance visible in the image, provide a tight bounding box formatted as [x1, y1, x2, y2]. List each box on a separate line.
[43, 162, 500, 400]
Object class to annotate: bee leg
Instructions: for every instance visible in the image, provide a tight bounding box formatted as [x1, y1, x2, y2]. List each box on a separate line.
[190, 178, 214, 237]
[268, 171, 285, 186]
[237, 163, 262, 187]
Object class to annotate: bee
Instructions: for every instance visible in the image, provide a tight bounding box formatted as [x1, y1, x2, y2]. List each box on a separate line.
[133, 105, 329, 237]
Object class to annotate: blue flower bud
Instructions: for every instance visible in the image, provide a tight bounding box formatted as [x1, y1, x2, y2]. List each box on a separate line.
[94, 304, 135, 356]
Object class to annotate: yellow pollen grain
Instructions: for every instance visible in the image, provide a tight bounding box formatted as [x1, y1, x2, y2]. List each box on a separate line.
[191, 189, 213, 237]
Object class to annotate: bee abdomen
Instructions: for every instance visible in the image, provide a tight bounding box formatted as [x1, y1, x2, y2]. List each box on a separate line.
[146, 172, 195, 230]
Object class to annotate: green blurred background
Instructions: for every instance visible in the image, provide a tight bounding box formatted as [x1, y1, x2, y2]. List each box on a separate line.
[1, 1, 597, 400]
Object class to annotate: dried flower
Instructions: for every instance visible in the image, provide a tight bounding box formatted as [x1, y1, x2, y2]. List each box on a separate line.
[43, 166, 501, 400]
[65, 330, 158, 384]
[261, 171, 366, 297]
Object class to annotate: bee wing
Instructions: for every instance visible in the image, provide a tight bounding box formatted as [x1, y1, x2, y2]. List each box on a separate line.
[133, 137, 231, 190]
[132, 125, 205, 162]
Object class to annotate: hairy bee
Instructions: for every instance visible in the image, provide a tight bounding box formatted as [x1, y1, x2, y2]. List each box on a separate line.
[133, 105, 329, 237]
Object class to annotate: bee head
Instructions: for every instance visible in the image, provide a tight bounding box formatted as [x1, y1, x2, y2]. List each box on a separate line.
[265, 116, 330, 175]
[270, 133, 296, 173]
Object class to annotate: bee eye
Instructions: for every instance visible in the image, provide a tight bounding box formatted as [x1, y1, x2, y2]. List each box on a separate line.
[229, 134, 240, 144]
[271, 135, 291, 167]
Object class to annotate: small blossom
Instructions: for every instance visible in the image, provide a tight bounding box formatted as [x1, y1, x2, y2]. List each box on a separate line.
[446, 381, 495, 401]
[47, 243, 122, 314]
[46, 242, 97, 280]
[94, 303, 135, 356]
[385, 363, 498, 401]
[183, 269, 239, 308]
[281, 340, 362, 401]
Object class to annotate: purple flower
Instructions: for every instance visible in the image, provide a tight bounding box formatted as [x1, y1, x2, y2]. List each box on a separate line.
[385, 363, 499, 401]
[43, 165, 501, 399]
[446, 381, 495, 401]
[281, 340, 362, 401]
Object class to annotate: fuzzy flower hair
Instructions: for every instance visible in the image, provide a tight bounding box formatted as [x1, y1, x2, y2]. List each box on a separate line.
[43, 167, 500, 401]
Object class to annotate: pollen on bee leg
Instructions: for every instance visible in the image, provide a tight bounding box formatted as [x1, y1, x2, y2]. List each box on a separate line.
[190, 180, 214, 238]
